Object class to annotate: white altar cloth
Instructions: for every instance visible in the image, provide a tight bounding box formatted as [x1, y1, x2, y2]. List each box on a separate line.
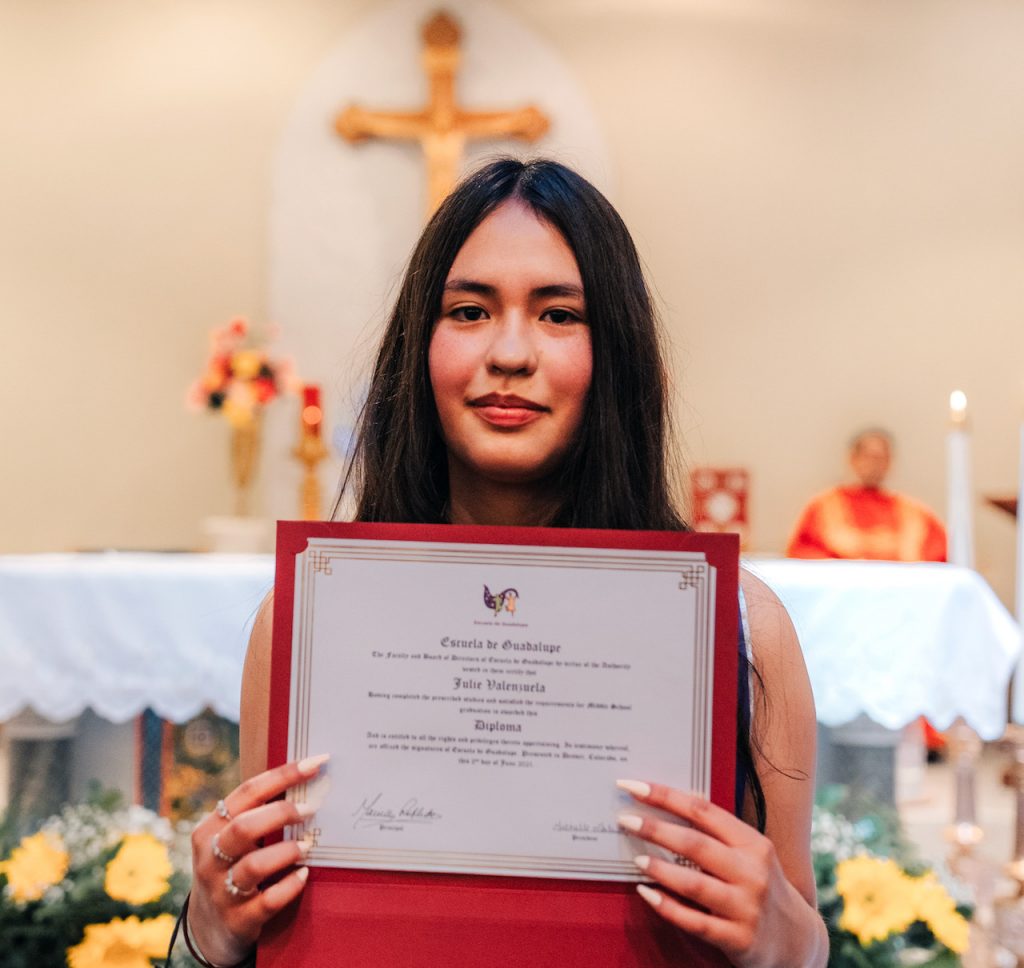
[0, 553, 273, 724]
[750, 559, 1020, 740]
[1, 553, 1018, 737]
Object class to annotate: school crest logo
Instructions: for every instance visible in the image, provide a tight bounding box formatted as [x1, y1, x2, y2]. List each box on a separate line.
[483, 585, 519, 617]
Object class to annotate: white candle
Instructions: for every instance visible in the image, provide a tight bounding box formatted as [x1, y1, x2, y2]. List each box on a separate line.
[946, 391, 974, 569]
[950, 390, 968, 426]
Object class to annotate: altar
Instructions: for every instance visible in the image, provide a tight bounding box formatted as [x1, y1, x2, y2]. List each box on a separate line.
[0, 552, 1019, 813]
[752, 558, 1020, 740]
[0, 552, 272, 819]
[753, 557, 1021, 801]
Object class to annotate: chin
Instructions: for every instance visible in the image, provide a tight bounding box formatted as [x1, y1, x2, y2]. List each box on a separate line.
[474, 460, 552, 486]
[455, 445, 567, 487]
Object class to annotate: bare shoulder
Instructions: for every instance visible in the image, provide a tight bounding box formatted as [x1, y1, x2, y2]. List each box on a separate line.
[738, 566, 814, 744]
[740, 566, 818, 905]
[739, 569, 802, 678]
[239, 592, 273, 781]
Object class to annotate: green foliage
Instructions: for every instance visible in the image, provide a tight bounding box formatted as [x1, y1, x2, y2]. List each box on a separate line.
[0, 788, 193, 968]
[813, 786, 968, 968]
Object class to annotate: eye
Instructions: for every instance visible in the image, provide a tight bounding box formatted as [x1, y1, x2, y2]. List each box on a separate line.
[449, 305, 488, 322]
[541, 308, 583, 325]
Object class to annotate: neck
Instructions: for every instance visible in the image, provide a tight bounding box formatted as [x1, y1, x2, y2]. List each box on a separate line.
[447, 465, 558, 527]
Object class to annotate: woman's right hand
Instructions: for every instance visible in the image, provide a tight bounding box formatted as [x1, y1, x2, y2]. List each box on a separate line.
[186, 754, 329, 965]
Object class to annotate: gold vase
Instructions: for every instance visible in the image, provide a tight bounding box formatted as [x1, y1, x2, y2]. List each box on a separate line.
[230, 415, 261, 517]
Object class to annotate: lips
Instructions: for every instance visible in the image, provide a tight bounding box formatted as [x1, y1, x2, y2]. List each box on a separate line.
[468, 393, 549, 428]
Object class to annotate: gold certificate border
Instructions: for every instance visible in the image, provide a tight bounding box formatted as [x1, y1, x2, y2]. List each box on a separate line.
[288, 540, 716, 880]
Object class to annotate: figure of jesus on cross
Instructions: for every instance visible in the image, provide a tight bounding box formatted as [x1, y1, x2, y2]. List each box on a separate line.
[335, 11, 550, 217]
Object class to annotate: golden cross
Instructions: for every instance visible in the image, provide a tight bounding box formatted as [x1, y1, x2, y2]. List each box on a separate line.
[335, 11, 550, 217]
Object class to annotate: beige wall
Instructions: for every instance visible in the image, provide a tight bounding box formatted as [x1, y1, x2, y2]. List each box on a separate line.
[2, 0, 1022, 603]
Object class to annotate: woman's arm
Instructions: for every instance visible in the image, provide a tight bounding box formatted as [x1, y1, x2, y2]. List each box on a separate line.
[618, 569, 827, 968]
[184, 594, 321, 965]
[239, 595, 273, 781]
[741, 569, 819, 908]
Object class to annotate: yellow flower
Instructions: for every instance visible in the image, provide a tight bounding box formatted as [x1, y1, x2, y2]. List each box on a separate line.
[836, 855, 918, 945]
[104, 833, 173, 905]
[67, 914, 175, 968]
[913, 873, 971, 953]
[231, 350, 263, 381]
[0, 831, 69, 902]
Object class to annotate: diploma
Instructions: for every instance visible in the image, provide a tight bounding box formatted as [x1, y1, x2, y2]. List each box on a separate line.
[261, 522, 739, 968]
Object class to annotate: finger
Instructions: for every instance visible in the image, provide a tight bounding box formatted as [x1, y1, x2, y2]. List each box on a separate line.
[217, 866, 310, 944]
[224, 753, 330, 818]
[255, 866, 310, 922]
[230, 840, 311, 893]
[618, 812, 747, 884]
[617, 780, 753, 848]
[635, 855, 742, 919]
[635, 883, 747, 956]
[216, 800, 317, 860]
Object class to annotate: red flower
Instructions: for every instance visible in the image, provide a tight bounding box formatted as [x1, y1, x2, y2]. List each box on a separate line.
[253, 378, 277, 404]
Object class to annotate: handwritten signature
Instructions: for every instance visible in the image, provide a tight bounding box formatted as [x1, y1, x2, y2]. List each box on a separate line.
[352, 793, 443, 830]
[552, 820, 619, 835]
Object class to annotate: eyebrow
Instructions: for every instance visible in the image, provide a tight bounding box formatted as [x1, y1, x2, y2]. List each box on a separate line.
[443, 278, 585, 301]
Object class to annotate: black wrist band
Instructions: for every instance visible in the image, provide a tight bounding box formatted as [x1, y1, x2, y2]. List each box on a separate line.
[165, 891, 257, 968]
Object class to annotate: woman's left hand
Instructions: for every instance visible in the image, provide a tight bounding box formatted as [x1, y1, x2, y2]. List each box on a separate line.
[617, 780, 826, 968]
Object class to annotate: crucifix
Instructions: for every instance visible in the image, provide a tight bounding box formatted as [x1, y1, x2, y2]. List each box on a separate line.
[335, 10, 550, 217]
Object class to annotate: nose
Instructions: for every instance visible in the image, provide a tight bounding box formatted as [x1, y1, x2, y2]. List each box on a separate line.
[485, 313, 538, 377]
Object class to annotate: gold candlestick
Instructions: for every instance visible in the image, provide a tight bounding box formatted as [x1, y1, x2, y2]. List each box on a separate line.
[945, 717, 984, 862]
[1002, 725, 1024, 888]
[294, 431, 328, 521]
[992, 726, 1024, 965]
[230, 416, 262, 517]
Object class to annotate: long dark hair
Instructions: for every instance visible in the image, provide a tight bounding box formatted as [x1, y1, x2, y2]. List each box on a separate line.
[340, 157, 683, 530]
[337, 157, 766, 829]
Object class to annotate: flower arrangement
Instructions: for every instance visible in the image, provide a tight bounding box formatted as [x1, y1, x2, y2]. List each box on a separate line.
[1, 782, 972, 967]
[0, 788, 193, 968]
[186, 317, 299, 430]
[187, 317, 302, 516]
[813, 786, 971, 967]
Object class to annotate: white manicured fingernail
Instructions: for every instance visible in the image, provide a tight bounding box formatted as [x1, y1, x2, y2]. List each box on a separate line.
[296, 866, 309, 883]
[616, 779, 651, 798]
[637, 883, 662, 908]
[298, 753, 330, 775]
[618, 813, 643, 833]
[633, 854, 651, 872]
[302, 773, 331, 813]
[295, 801, 317, 819]
[297, 840, 312, 857]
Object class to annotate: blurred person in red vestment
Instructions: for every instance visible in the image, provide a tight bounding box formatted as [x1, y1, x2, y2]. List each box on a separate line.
[786, 429, 946, 563]
[786, 428, 947, 755]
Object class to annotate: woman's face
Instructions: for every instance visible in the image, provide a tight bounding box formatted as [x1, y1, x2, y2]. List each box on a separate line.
[429, 200, 592, 489]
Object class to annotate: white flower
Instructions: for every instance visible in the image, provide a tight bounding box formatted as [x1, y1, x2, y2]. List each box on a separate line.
[811, 805, 863, 861]
[37, 800, 195, 872]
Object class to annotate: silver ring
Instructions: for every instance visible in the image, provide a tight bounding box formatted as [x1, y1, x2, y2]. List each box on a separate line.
[215, 799, 233, 821]
[211, 832, 238, 865]
[225, 866, 256, 898]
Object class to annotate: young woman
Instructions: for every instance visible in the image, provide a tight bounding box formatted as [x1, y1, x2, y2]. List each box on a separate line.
[181, 159, 826, 968]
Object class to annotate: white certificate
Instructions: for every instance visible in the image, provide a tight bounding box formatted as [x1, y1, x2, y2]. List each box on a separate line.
[286, 537, 721, 882]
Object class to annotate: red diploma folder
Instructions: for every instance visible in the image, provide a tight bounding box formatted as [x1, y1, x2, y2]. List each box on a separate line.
[259, 522, 739, 967]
